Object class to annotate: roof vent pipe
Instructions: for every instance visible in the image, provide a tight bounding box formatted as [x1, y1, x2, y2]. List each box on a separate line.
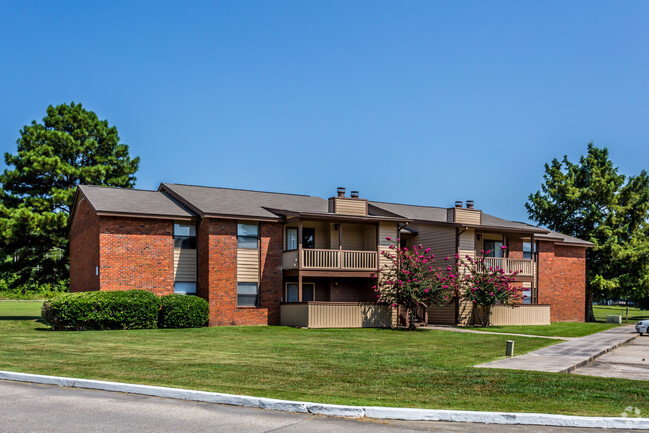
[455, 200, 463, 208]
[466, 200, 474, 209]
[337, 187, 346, 198]
[350, 190, 359, 199]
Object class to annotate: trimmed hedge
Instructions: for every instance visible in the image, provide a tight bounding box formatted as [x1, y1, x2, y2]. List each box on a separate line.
[158, 294, 209, 328]
[42, 290, 161, 331]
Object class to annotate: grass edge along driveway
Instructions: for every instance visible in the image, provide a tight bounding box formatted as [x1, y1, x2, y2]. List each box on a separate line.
[1, 301, 648, 418]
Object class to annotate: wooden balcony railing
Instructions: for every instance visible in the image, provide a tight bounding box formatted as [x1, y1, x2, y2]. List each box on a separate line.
[283, 249, 378, 271]
[482, 257, 534, 276]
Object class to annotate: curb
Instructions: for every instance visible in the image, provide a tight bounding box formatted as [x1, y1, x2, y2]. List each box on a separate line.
[560, 332, 639, 373]
[2, 371, 649, 429]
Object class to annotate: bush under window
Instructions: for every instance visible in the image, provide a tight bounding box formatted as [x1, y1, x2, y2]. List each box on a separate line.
[41, 290, 161, 331]
[158, 294, 209, 328]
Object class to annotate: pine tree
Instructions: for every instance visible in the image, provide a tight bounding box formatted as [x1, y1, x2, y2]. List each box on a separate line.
[0, 102, 140, 289]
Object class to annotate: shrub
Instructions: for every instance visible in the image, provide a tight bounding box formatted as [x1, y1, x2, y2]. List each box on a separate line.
[41, 290, 161, 331]
[158, 294, 209, 328]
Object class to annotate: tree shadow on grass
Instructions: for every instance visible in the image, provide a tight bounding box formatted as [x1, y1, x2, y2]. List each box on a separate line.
[0, 315, 42, 321]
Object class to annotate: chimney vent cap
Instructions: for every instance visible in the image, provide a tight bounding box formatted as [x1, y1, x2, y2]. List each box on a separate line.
[337, 187, 346, 198]
[466, 200, 474, 209]
[455, 200, 463, 208]
[350, 190, 359, 198]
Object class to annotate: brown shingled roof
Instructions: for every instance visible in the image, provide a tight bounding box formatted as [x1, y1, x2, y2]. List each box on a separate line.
[78, 185, 196, 219]
[159, 183, 328, 220]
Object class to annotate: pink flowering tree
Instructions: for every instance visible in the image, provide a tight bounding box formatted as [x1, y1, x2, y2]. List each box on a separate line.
[458, 247, 522, 327]
[373, 238, 457, 330]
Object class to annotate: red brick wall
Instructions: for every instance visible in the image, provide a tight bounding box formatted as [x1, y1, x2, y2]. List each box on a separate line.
[199, 218, 283, 326]
[69, 196, 100, 292]
[537, 241, 586, 322]
[98, 217, 174, 295]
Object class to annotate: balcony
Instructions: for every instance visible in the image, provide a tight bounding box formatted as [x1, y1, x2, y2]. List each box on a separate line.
[483, 257, 534, 276]
[283, 249, 378, 271]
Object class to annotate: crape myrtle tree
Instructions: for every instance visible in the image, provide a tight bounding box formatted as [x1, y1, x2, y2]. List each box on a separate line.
[526, 144, 649, 321]
[458, 248, 521, 327]
[374, 238, 457, 330]
[375, 237, 523, 329]
[0, 102, 140, 290]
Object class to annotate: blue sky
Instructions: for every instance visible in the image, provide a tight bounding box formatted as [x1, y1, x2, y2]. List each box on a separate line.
[1, 1, 648, 223]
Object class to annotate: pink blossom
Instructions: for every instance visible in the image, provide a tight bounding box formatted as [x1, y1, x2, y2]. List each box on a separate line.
[386, 236, 392, 241]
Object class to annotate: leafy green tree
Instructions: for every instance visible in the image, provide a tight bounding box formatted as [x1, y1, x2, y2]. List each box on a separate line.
[526, 143, 649, 321]
[0, 102, 139, 290]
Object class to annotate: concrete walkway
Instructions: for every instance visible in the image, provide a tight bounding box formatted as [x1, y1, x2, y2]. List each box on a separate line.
[425, 325, 575, 340]
[476, 325, 638, 373]
[572, 335, 649, 381]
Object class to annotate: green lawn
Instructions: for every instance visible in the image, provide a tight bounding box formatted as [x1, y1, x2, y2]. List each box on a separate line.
[1, 301, 648, 417]
[594, 305, 649, 323]
[468, 322, 619, 338]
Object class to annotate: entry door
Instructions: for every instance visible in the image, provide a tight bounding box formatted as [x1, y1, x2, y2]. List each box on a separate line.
[285, 283, 314, 302]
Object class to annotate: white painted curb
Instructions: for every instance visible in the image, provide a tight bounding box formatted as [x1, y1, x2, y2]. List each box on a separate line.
[1, 370, 648, 429]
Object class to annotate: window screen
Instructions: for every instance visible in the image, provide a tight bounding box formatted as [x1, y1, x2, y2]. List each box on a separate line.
[237, 282, 258, 307]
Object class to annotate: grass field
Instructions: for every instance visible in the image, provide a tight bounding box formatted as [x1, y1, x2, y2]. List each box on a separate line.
[1, 301, 648, 416]
[469, 322, 619, 338]
[593, 305, 649, 323]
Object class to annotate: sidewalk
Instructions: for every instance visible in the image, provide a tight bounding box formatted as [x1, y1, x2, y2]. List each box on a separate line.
[476, 325, 638, 373]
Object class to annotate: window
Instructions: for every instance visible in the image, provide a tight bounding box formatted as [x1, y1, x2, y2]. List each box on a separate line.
[285, 227, 315, 250]
[174, 223, 196, 249]
[285, 283, 314, 302]
[238, 222, 259, 249]
[484, 240, 504, 258]
[523, 242, 532, 260]
[174, 282, 196, 295]
[286, 227, 298, 250]
[237, 282, 258, 307]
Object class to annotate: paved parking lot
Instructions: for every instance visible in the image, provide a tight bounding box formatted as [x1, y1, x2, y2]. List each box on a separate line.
[572, 334, 649, 381]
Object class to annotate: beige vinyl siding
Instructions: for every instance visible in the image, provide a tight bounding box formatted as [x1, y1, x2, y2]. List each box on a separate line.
[455, 208, 482, 225]
[342, 223, 364, 250]
[457, 299, 474, 326]
[330, 223, 376, 250]
[378, 222, 397, 273]
[173, 248, 197, 281]
[459, 229, 475, 261]
[364, 225, 377, 250]
[407, 224, 456, 268]
[332, 197, 367, 216]
[446, 208, 482, 224]
[237, 248, 259, 282]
